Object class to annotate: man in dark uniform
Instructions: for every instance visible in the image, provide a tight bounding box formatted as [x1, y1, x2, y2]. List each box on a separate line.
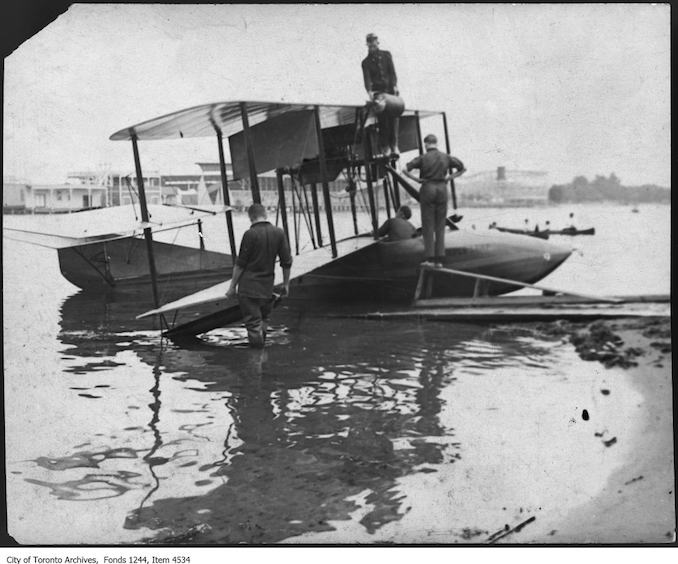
[226, 203, 292, 347]
[404, 134, 466, 267]
[362, 33, 399, 100]
[362, 33, 400, 155]
[375, 205, 417, 241]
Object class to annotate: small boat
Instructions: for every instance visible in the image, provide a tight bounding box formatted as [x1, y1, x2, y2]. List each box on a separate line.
[549, 227, 595, 236]
[491, 226, 550, 240]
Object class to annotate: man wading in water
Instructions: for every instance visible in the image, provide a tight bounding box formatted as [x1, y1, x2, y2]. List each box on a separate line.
[226, 204, 292, 347]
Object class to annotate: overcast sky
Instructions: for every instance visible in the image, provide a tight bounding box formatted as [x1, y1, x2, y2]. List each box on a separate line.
[4, 3, 671, 186]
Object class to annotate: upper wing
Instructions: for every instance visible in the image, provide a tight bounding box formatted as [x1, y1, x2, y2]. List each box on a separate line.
[110, 100, 441, 141]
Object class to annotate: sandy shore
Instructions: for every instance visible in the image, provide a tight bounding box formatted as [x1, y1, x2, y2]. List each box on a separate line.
[509, 316, 675, 544]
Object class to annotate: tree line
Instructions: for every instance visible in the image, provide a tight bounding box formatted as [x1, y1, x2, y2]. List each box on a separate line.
[548, 173, 670, 203]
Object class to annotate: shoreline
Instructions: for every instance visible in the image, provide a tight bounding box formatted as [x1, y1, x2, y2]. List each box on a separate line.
[507, 316, 674, 544]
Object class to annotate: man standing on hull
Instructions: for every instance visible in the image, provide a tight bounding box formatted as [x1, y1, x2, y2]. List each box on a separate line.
[404, 134, 466, 268]
[362, 33, 400, 156]
[226, 204, 292, 347]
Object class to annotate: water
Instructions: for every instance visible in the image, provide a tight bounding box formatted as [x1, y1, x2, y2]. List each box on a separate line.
[2, 203, 670, 544]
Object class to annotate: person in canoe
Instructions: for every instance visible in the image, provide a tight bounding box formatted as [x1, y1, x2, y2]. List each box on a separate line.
[566, 212, 576, 231]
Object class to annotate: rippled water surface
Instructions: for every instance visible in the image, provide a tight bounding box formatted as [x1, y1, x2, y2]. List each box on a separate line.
[3, 204, 670, 544]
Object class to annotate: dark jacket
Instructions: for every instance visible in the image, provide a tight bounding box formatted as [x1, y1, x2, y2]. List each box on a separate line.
[406, 148, 465, 182]
[235, 221, 292, 299]
[362, 49, 398, 94]
[377, 217, 417, 241]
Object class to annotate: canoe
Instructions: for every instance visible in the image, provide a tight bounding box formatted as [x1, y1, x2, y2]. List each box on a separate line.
[549, 227, 595, 236]
[492, 226, 550, 240]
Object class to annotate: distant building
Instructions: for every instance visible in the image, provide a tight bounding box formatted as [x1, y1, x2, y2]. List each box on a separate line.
[456, 167, 551, 206]
[5, 161, 368, 215]
[3, 175, 108, 214]
[29, 183, 108, 213]
[68, 170, 162, 208]
[3, 178, 29, 213]
[169, 162, 234, 206]
[193, 162, 355, 211]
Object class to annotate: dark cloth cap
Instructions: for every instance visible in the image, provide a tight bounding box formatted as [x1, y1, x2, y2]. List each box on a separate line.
[366, 33, 378, 43]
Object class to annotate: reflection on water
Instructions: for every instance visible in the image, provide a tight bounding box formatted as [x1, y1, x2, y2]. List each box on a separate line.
[2, 287, 642, 544]
[35, 447, 139, 471]
[25, 470, 144, 502]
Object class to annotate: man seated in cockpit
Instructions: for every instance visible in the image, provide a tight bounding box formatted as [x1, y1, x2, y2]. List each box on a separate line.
[374, 205, 417, 241]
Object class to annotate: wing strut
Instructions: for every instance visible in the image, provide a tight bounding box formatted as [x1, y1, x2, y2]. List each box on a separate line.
[441, 112, 458, 210]
[313, 105, 338, 257]
[131, 132, 160, 309]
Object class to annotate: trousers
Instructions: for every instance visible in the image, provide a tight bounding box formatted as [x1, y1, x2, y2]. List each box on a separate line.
[376, 113, 400, 154]
[420, 180, 448, 260]
[238, 295, 274, 348]
[374, 91, 401, 154]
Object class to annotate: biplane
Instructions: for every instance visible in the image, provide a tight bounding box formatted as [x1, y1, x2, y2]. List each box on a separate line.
[4, 204, 234, 297]
[102, 99, 582, 339]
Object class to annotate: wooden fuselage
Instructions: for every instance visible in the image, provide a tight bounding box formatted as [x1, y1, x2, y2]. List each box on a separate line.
[148, 227, 573, 339]
[289, 229, 571, 303]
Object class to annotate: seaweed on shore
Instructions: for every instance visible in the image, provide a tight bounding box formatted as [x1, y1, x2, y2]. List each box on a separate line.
[569, 321, 640, 368]
[537, 318, 670, 369]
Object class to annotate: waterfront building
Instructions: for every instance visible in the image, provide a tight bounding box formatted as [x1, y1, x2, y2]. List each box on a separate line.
[3, 175, 108, 214]
[67, 170, 163, 208]
[4, 161, 391, 214]
[2, 178, 29, 213]
[456, 167, 551, 206]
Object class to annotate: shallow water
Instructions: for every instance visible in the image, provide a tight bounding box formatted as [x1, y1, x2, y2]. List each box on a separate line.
[2, 203, 670, 544]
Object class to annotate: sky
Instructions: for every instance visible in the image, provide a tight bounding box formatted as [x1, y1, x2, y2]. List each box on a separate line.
[3, 3, 671, 186]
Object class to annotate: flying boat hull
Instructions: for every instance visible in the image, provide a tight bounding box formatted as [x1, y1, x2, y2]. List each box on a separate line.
[140, 228, 572, 339]
[288, 229, 571, 303]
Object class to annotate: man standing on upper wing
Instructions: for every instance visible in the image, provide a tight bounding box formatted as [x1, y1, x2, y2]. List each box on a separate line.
[362, 33, 400, 156]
